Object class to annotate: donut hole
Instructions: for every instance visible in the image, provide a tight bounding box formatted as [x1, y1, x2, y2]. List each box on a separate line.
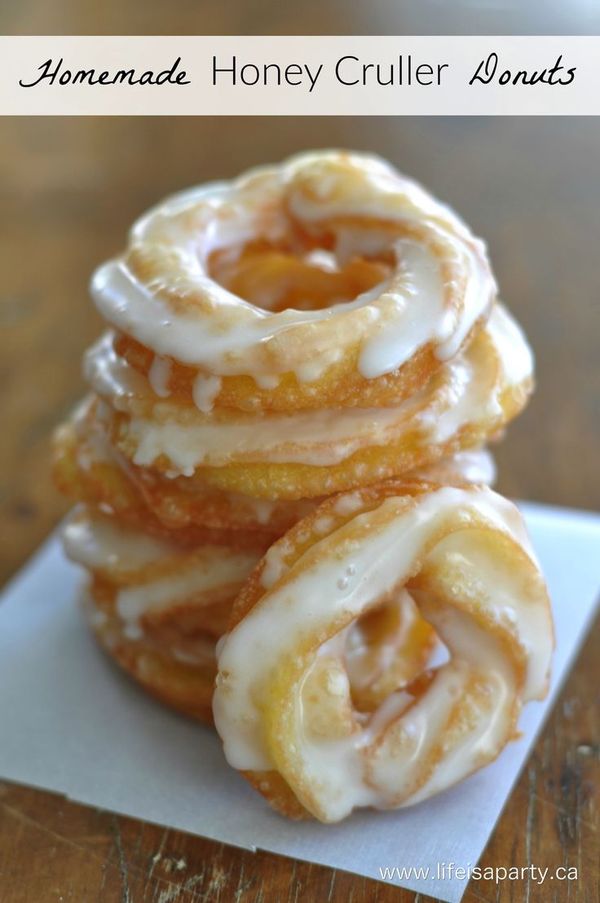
[344, 588, 447, 714]
[208, 238, 392, 313]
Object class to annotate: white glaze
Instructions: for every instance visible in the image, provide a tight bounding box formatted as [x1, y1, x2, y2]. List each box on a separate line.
[83, 333, 147, 412]
[115, 551, 256, 631]
[192, 374, 222, 413]
[254, 373, 280, 390]
[449, 448, 496, 485]
[415, 448, 497, 486]
[63, 508, 178, 574]
[148, 355, 171, 398]
[332, 492, 364, 517]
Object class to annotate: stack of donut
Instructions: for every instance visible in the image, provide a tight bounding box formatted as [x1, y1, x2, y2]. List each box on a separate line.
[54, 151, 553, 822]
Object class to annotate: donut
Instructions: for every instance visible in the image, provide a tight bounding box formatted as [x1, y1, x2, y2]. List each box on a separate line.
[83, 302, 529, 499]
[54, 400, 496, 552]
[213, 480, 553, 822]
[92, 151, 496, 413]
[62, 507, 261, 722]
[54, 397, 497, 541]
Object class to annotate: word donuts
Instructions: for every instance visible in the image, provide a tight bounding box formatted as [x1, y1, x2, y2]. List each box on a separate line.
[213, 481, 553, 822]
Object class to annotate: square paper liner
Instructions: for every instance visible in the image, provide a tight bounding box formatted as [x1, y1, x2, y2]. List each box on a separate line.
[0, 501, 598, 902]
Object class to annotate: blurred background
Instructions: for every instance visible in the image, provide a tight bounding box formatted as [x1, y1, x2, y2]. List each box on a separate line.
[1, 1, 599, 585]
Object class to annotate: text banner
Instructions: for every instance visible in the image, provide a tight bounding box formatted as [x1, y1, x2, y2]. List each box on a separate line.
[1, 36, 599, 115]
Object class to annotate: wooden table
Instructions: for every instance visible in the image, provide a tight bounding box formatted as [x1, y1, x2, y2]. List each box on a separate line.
[1, 22, 599, 903]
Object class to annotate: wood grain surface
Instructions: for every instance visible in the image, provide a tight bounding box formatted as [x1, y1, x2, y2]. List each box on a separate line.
[1, 4, 599, 901]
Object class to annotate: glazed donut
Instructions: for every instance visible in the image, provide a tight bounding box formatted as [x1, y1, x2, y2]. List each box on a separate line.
[63, 507, 260, 722]
[54, 396, 496, 538]
[84, 302, 530, 499]
[92, 151, 496, 413]
[213, 481, 553, 822]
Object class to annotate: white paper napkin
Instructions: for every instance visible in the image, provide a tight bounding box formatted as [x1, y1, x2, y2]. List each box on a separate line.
[0, 501, 598, 903]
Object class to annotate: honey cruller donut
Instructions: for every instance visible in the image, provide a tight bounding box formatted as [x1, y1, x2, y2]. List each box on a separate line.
[213, 481, 553, 822]
[53, 395, 496, 538]
[91, 150, 496, 413]
[84, 303, 531, 500]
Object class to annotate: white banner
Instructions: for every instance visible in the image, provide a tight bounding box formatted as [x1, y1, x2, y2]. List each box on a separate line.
[1, 36, 599, 115]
